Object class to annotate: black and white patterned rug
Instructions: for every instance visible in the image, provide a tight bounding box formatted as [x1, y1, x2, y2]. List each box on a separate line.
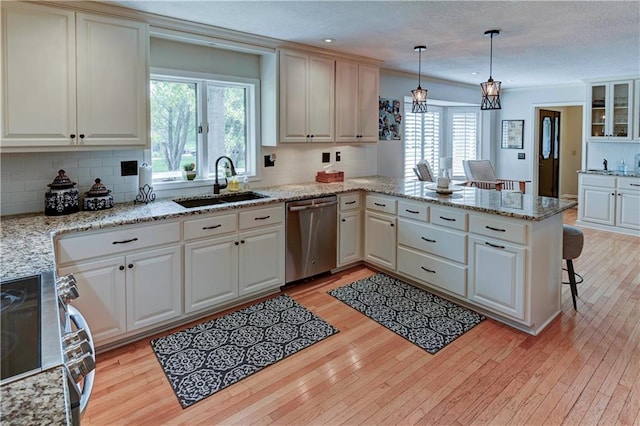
[329, 273, 484, 354]
[151, 294, 338, 408]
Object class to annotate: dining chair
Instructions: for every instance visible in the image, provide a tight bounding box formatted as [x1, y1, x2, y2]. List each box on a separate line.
[413, 160, 435, 182]
[462, 160, 527, 193]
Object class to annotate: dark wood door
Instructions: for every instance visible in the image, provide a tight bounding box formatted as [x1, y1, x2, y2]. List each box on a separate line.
[538, 109, 561, 197]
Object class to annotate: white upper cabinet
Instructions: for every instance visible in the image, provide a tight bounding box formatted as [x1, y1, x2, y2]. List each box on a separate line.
[335, 61, 379, 142]
[586, 80, 633, 142]
[1, 2, 149, 151]
[279, 49, 334, 143]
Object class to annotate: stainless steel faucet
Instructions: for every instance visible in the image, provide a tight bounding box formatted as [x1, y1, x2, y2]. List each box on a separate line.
[213, 156, 237, 194]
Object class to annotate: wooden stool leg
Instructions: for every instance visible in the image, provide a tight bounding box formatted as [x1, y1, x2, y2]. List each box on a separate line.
[566, 259, 578, 310]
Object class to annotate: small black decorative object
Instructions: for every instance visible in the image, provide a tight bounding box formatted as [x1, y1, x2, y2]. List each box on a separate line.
[83, 178, 114, 211]
[45, 169, 79, 216]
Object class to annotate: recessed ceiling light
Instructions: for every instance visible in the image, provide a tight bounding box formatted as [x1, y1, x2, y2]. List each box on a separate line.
[323, 38, 334, 43]
[471, 72, 479, 75]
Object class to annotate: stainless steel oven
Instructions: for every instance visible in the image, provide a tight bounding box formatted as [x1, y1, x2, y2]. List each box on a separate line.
[1, 271, 95, 425]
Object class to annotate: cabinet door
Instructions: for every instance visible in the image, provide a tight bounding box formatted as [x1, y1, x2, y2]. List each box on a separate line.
[126, 246, 182, 331]
[469, 236, 525, 320]
[357, 64, 380, 141]
[616, 191, 640, 230]
[184, 236, 239, 314]
[580, 185, 615, 225]
[588, 81, 633, 141]
[59, 257, 126, 345]
[76, 13, 148, 147]
[279, 51, 309, 142]
[307, 55, 335, 142]
[365, 212, 396, 270]
[1, 3, 76, 148]
[239, 225, 284, 296]
[338, 210, 362, 266]
[335, 61, 359, 142]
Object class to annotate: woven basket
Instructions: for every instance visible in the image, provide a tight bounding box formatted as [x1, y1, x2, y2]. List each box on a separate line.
[315, 171, 344, 183]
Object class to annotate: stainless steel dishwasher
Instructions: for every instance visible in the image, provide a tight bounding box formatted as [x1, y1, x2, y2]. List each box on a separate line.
[285, 195, 338, 283]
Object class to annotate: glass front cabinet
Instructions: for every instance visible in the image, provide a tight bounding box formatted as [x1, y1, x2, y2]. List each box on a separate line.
[587, 80, 633, 142]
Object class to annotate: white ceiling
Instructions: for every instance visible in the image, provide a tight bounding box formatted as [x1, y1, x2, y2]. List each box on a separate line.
[102, 0, 640, 89]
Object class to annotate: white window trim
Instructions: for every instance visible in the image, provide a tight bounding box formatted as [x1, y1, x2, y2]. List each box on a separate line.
[149, 67, 261, 188]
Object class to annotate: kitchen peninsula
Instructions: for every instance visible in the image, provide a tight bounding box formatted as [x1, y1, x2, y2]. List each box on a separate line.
[0, 176, 575, 425]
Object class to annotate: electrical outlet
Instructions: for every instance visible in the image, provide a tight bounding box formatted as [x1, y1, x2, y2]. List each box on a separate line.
[264, 155, 275, 167]
[121, 160, 138, 176]
[322, 152, 330, 163]
[517, 153, 525, 160]
[336, 151, 341, 162]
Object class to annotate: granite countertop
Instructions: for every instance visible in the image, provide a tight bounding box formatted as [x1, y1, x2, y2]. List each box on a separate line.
[0, 176, 576, 281]
[0, 367, 71, 425]
[579, 169, 640, 177]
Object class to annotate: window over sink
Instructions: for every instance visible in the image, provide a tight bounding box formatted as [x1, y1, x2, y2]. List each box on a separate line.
[150, 69, 259, 182]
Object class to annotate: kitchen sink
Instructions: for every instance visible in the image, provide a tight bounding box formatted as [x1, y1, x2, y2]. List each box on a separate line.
[174, 191, 269, 208]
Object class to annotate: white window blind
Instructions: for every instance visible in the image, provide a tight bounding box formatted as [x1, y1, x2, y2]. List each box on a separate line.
[450, 108, 478, 178]
[404, 106, 441, 179]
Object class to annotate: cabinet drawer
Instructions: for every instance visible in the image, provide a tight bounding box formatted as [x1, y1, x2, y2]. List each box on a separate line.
[239, 205, 284, 230]
[617, 176, 640, 191]
[366, 194, 397, 214]
[398, 200, 428, 222]
[184, 213, 237, 241]
[57, 221, 181, 264]
[398, 246, 467, 297]
[469, 215, 527, 245]
[430, 206, 468, 231]
[398, 219, 466, 264]
[340, 193, 361, 211]
[580, 174, 615, 188]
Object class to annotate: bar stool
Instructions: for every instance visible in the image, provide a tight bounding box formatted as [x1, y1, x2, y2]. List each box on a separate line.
[562, 225, 584, 310]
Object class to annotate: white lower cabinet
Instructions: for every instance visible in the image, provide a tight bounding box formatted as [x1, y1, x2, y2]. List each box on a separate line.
[365, 211, 396, 270]
[183, 205, 285, 314]
[338, 192, 363, 266]
[468, 236, 525, 320]
[59, 245, 182, 345]
[339, 210, 362, 266]
[184, 235, 239, 314]
[578, 174, 640, 234]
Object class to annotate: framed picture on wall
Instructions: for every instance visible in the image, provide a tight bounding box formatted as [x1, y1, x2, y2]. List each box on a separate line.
[379, 98, 402, 141]
[501, 120, 524, 149]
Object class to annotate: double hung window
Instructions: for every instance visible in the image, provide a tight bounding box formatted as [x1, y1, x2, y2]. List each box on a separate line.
[150, 71, 258, 182]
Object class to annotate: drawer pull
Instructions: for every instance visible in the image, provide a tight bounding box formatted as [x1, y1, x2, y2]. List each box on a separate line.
[345, 200, 356, 205]
[439, 216, 456, 222]
[421, 236, 436, 243]
[405, 209, 420, 214]
[202, 224, 222, 230]
[485, 241, 505, 249]
[485, 225, 506, 232]
[420, 266, 436, 274]
[374, 202, 387, 207]
[112, 237, 138, 245]
[254, 215, 271, 220]
[630, 183, 640, 187]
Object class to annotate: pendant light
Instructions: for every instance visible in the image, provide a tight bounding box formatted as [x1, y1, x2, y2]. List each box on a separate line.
[480, 29, 501, 110]
[411, 45, 428, 113]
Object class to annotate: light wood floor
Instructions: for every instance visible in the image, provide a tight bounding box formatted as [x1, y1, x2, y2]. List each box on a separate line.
[84, 208, 640, 425]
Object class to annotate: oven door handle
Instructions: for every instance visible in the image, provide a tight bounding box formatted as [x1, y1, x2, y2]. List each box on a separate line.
[67, 305, 95, 415]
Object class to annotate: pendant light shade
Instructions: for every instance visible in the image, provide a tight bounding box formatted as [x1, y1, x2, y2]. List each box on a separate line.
[411, 45, 428, 113]
[480, 30, 502, 110]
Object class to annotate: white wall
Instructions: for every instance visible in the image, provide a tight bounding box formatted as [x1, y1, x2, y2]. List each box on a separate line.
[497, 84, 585, 184]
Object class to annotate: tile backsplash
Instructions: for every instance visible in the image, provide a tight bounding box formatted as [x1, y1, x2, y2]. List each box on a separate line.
[1, 144, 378, 216]
[586, 142, 640, 171]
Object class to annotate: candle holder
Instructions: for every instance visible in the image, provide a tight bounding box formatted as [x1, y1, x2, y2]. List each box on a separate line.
[135, 184, 156, 204]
